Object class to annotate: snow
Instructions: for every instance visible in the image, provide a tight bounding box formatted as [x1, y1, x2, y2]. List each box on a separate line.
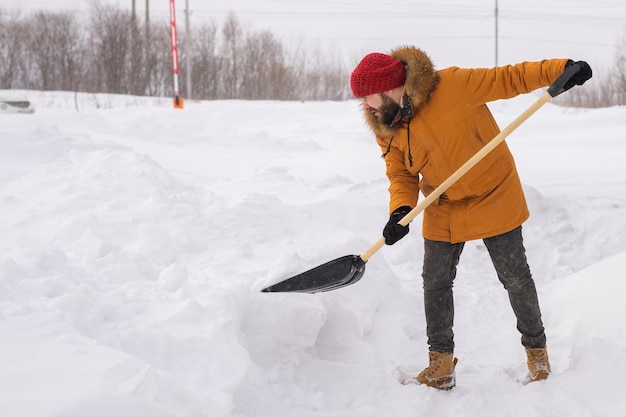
[0, 89, 625, 417]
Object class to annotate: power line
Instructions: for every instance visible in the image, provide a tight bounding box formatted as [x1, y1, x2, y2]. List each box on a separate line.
[145, 8, 625, 29]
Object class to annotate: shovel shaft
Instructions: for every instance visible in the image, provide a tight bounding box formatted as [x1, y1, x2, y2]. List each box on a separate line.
[361, 237, 386, 262]
[398, 92, 552, 227]
[263, 66, 584, 293]
[359, 92, 553, 263]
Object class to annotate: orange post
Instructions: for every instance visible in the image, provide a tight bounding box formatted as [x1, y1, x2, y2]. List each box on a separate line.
[169, 0, 183, 109]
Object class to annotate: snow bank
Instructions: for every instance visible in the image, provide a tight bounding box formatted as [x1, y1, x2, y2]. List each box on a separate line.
[1, 90, 625, 416]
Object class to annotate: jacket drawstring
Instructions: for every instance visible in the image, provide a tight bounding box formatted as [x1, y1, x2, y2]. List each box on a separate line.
[406, 120, 413, 167]
[381, 137, 394, 160]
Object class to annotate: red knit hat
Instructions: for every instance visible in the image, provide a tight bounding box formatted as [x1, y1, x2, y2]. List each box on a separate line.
[350, 53, 407, 98]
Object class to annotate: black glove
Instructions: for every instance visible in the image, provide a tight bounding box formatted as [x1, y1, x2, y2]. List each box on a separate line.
[563, 60, 592, 91]
[383, 206, 412, 245]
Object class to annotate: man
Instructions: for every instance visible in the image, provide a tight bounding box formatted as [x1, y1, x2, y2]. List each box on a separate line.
[350, 46, 591, 390]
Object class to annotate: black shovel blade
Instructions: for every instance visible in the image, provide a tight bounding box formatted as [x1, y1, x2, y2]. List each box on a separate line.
[261, 255, 367, 293]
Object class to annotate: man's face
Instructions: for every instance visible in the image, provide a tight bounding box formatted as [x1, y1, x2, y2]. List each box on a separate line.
[361, 93, 401, 126]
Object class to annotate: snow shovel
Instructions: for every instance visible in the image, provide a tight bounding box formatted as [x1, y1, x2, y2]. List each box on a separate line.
[261, 64, 582, 293]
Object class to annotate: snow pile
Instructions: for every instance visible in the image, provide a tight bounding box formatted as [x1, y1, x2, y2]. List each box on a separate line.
[1, 90, 625, 416]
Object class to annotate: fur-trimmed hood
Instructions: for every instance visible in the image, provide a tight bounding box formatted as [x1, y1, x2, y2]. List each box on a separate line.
[362, 46, 439, 139]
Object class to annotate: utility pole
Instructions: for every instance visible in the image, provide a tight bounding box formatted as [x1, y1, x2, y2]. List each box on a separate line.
[145, 0, 150, 40]
[185, 0, 192, 100]
[132, 0, 136, 20]
[495, 0, 499, 67]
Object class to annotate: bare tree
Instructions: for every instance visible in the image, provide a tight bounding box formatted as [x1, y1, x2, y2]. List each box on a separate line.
[295, 46, 350, 100]
[239, 30, 297, 100]
[127, 13, 146, 95]
[221, 12, 243, 99]
[0, 10, 28, 89]
[1, 6, 352, 101]
[26, 11, 84, 91]
[188, 22, 219, 99]
[89, 4, 133, 93]
[145, 22, 173, 97]
[613, 32, 626, 105]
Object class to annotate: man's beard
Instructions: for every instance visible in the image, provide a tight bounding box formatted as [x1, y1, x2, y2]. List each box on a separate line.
[375, 93, 401, 126]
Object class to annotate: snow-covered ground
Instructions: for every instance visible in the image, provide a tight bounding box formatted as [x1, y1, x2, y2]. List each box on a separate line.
[1, 90, 625, 417]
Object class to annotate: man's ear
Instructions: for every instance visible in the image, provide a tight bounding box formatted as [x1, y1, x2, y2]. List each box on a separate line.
[384, 88, 402, 104]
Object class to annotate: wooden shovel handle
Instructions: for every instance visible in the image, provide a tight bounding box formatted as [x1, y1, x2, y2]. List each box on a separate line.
[360, 92, 553, 262]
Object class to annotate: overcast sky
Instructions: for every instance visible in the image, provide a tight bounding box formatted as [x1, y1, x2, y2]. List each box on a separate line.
[3, 0, 625, 72]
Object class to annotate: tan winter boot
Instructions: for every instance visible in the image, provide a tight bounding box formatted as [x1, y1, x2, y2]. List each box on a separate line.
[416, 351, 459, 390]
[525, 347, 551, 382]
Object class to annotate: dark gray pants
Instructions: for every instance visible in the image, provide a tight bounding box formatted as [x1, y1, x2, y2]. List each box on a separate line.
[422, 226, 546, 353]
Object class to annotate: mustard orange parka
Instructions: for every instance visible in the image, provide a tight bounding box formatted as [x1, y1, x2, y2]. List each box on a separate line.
[364, 46, 569, 243]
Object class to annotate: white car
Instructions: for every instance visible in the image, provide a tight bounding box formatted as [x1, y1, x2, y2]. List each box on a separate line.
[0, 95, 35, 114]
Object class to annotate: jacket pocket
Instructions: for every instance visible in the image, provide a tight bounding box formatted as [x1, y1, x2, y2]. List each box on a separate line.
[466, 156, 513, 198]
